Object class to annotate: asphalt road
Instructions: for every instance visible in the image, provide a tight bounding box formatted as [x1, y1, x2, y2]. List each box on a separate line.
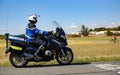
[0, 61, 120, 75]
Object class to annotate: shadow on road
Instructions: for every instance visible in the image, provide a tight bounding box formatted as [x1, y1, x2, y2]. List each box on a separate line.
[23, 62, 91, 68]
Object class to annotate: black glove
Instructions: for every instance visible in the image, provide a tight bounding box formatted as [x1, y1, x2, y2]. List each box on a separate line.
[48, 31, 53, 35]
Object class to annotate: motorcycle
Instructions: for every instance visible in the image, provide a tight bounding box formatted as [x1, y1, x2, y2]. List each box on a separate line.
[5, 21, 73, 67]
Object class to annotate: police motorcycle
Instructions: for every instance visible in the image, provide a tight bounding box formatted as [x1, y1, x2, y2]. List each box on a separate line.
[5, 21, 73, 67]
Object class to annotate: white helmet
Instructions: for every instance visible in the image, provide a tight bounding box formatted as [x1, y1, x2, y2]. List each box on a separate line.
[28, 14, 39, 23]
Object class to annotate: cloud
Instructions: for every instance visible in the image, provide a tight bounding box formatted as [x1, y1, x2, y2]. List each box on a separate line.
[92, 24, 98, 26]
[62, 23, 79, 34]
[69, 23, 77, 28]
[89, 22, 120, 28]
[111, 22, 115, 25]
[0, 28, 6, 34]
[1, 28, 5, 31]
[106, 22, 119, 27]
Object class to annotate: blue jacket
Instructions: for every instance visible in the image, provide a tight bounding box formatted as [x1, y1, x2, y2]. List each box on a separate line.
[25, 23, 48, 43]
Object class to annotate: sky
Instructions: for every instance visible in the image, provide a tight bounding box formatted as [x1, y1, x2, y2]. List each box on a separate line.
[0, 0, 120, 34]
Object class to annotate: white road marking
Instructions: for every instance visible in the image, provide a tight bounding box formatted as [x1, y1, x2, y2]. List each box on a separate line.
[92, 64, 120, 74]
[118, 71, 120, 74]
[94, 64, 120, 71]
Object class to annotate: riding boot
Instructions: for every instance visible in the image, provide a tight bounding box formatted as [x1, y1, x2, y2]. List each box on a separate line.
[34, 45, 44, 56]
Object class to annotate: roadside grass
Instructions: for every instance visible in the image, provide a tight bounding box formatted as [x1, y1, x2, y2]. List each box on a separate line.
[0, 36, 120, 67]
[73, 57, 120, 63]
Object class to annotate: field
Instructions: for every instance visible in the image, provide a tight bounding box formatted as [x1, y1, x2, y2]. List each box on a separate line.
[68, 36, 120, 61]
[0, 36, 120, 66]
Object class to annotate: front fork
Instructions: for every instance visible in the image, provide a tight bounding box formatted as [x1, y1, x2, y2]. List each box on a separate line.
[61, 49, 66, 57]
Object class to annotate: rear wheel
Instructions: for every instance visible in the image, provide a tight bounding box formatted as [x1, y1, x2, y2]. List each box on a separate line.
[9, 53, 28, 68]
[56, 47, 73, 65]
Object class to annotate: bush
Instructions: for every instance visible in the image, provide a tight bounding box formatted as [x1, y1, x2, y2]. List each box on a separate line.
[114, 33, 120, 36]
[67, 34, 81, 37]
[0, 35, 5, 39]
[106, 30, 113, 36]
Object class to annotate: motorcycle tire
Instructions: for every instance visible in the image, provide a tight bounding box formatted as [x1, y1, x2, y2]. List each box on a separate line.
[9, 53, 28, 68]
[56, 47, 73, 65]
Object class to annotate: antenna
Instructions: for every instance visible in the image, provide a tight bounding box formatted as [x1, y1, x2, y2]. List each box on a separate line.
[6, 9, 9, 33]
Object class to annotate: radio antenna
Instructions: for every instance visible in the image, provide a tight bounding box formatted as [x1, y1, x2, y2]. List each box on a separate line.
[6, 9, 9, 33]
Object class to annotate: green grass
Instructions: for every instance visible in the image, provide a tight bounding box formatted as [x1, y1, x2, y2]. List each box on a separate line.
[0, 62, 11, 67]
[0, 36, 120, 67]
[73, 57, 120, 63]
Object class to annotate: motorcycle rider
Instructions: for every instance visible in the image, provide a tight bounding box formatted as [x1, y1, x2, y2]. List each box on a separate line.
[25, 14, 52, 56]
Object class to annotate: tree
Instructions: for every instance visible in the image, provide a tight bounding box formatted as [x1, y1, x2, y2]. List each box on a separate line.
[89, 29, 93, 32]
[106, 30, 113, 36]
[81, 24, 89, 36]
[94, 27, 106, 31]
[117, 26, 120, 30]
[94, 26, 120, 31]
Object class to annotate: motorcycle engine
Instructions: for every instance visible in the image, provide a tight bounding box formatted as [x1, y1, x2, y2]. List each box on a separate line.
[45, 50, 52, 56]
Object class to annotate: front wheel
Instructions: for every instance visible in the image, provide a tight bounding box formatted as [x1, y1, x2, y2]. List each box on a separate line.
[9, 53, 28, 68]
[56, 47, 73, 65]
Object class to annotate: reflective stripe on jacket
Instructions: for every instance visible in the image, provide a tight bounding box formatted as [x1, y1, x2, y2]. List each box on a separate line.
[25, 23, 48, 43]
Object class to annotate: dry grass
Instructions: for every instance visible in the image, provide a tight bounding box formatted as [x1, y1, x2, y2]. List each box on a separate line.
[0, 36, 120, 66]
[0, 39, 10, 66]
[69, 44, 120, 58]
[68, 36, 120, 58]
